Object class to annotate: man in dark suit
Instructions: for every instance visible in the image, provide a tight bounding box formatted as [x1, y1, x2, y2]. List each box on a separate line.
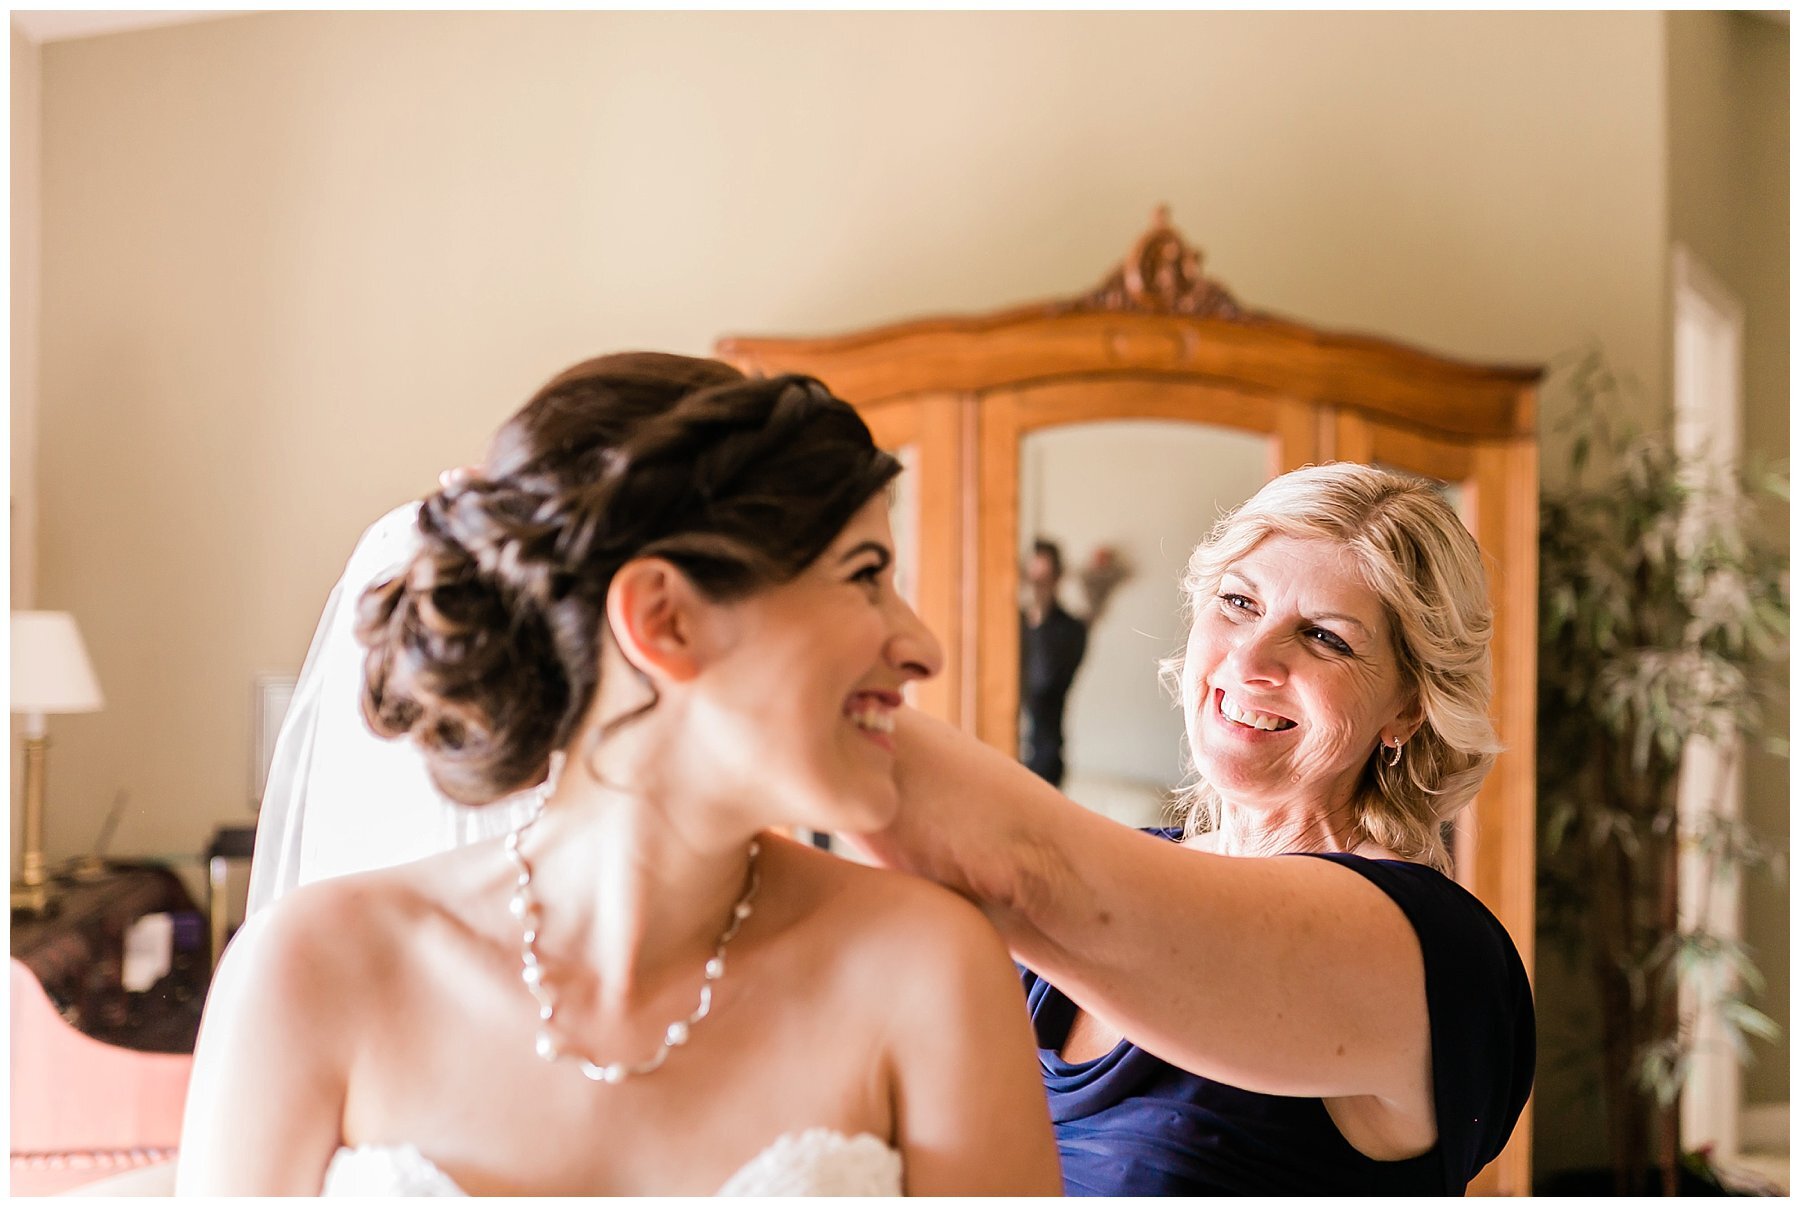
[1019, 539, 1127, 787]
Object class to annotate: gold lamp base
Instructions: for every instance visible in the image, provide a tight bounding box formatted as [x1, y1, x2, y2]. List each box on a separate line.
[10, 878, 51, 915]
[13, 734, 55, 916]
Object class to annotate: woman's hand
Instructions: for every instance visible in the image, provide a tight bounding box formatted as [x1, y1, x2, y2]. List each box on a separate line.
[838, 708, 1069, 927]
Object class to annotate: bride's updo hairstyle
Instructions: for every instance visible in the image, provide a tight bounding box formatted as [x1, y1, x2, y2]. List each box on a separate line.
[355, 352, 900, 807]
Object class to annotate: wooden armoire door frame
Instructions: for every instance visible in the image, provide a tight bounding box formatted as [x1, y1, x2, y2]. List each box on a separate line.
[853, 392, 971, 728]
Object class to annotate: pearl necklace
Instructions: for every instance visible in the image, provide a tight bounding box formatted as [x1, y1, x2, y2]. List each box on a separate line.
[504, 803, 761, 1084]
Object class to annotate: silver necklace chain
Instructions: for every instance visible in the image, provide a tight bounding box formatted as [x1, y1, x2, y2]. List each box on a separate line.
[504, 802, 761, 1084]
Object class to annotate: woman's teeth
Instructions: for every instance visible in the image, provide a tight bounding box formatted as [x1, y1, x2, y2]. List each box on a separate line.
[848, 705, 895, 735]
[1220, 694, 1295, 732]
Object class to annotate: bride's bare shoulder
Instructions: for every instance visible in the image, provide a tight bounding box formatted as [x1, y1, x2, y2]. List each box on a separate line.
[759, 834, 1010, 974]
[190, 857, 490, 1122]
[226, 846, 496, 995]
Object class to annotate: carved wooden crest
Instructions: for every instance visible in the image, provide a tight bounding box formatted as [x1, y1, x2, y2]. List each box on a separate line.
[1060, 205, 1245, 320]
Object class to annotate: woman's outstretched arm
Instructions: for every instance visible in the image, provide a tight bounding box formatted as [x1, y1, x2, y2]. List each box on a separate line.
[839, 708, 1434, 1137]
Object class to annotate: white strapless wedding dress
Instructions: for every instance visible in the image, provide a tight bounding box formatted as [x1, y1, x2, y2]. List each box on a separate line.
[321, 1128, 903, 1196]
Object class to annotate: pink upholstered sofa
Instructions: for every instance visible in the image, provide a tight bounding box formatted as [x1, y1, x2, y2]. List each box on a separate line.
[10, 959, 192, 1195]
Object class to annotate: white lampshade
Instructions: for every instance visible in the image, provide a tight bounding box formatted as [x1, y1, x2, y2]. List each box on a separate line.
[11, 612, 105, 724]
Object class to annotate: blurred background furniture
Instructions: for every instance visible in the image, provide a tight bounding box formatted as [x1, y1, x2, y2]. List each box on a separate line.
[204, 824, 258, 967]
[11, 863, 206, 1053]
[10, 838, 248, 1194]
[9, 959, 192, 1196]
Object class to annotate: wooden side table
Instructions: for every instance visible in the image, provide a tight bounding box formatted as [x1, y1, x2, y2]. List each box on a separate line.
[11, 863, 208, 1053]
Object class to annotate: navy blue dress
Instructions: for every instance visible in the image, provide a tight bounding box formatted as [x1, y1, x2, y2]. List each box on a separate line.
[1024, 834, 1535, 1195]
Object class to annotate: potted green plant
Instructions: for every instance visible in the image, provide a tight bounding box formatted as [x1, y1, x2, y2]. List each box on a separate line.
[1535, 349, 1788, 1196]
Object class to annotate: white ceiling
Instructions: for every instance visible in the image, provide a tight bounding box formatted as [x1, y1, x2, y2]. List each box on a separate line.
[10, 11, 241, 45]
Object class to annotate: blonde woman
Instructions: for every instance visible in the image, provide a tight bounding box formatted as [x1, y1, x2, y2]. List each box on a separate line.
[853, 463, 1535, 1195]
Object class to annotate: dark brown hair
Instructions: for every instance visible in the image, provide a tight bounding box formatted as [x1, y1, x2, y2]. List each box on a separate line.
[355, 352, 901, 806]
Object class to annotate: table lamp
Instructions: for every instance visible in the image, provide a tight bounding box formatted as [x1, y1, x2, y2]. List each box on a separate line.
[11, 611, 104, 914]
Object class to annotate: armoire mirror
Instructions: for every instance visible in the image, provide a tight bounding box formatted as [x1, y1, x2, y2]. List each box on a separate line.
[1018, 418, 1269, 827]
[718, 208, 1542, 1194]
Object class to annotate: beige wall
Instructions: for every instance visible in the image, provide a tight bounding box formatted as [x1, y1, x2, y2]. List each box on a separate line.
[1666, 9, 1791, 1112]
[12, 24, 41, 610]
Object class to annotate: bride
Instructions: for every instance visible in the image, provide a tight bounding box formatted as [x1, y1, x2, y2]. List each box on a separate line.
[175, 353, 1061, 1195]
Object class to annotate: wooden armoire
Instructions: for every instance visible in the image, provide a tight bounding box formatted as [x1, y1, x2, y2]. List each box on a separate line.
[719, 208, 1541, 1194]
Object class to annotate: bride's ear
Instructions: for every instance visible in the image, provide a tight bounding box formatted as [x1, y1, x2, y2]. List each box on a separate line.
[604, 558, 710, 685]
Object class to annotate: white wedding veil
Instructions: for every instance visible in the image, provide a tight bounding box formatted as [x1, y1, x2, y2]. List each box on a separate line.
[245, 502, 537, 916]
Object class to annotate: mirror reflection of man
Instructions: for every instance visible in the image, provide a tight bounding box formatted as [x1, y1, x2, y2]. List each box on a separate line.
[1019, 539, 1129, 787]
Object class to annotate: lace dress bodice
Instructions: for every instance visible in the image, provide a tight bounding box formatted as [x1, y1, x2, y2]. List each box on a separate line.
[321, 1128, 904, 1196]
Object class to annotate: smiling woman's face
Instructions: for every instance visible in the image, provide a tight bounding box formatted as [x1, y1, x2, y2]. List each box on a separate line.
[691, 494, 943, 835]
[1181, 534, 1417, 816]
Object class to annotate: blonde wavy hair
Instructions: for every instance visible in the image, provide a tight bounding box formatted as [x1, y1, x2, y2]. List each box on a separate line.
[1162, 462, 1501, 872]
